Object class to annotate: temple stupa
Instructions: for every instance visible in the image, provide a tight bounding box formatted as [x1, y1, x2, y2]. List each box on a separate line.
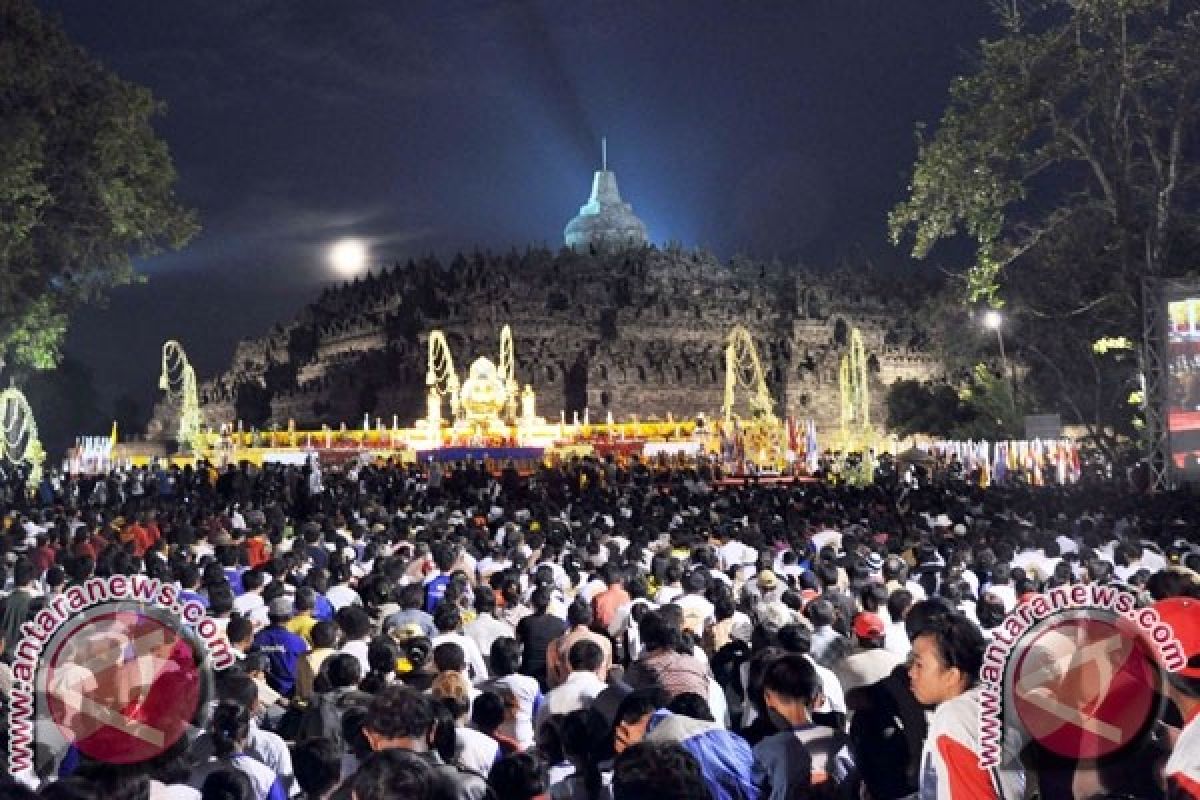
[564, 138, 648, 251]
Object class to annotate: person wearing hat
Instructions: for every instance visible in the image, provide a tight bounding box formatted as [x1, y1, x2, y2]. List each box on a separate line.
[747, 569, 786, 608]
[253, 595, 308, 698]
[833, 612, 904, 695]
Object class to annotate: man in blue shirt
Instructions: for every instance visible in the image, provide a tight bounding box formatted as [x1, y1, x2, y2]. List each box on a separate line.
[253, 596, 308, 698]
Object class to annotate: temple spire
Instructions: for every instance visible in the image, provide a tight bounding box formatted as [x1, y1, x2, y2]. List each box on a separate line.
[564, 140, 648, 251]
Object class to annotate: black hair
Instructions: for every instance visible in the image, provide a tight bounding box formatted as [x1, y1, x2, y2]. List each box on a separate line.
[490, 636, 522, 676]
[433, 641, 467, 673]
[209, 702, 250, 758]
[201, 768, 254, 800]
[488, 753, 547, 800]
[567, 598, 593, 627]
[291, 738, 342, 800]
[761, 653, 821, 704]
[887, 588, 914, 621]
[472, 690, 507, 733]
[432, 602, 461, 633]
[910, 612, 987, 689]
[614, 688, 667, 726]
[364, 685, 435, 740]
[225, 615, 253, 645]
[324, 653, 363, 689]
[638, 609, 678, 651]
[613, 742, 714, 800]
[215, 668, 258, 708]
[351, 748, 455, 800]
[568, 639, 605, 672]
[666, 692, 713, 721]
[310, 620, 338, 649]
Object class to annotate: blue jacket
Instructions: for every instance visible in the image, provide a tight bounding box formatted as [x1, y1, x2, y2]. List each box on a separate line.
[646, 710, 760, 800]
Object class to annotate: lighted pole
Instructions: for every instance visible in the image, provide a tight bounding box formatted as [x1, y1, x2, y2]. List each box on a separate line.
[983, 310, 1017, 418]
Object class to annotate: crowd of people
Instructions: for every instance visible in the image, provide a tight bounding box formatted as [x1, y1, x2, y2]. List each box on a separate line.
[0, 454, 1198, 800]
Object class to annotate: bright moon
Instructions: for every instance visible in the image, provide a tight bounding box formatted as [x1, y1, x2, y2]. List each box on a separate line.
[329, 239, 368, 276]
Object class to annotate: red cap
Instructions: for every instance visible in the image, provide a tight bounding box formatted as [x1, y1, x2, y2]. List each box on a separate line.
[853, 611, 886, 640]
[1154, 597, 1200, 679]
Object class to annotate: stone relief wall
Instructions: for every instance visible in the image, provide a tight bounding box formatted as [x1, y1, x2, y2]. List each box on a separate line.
[168, 247, 944, 437]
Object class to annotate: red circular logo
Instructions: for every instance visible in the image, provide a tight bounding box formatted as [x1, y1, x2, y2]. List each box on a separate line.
[43, 608, 205, 764]
[1011, 615, 1161, 760]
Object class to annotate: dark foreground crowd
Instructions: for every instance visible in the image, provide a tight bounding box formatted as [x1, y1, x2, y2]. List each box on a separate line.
[0, 456, 1198, 800]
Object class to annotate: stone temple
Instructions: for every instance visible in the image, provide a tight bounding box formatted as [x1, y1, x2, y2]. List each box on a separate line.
[564, 149, 648, 251]
[155, 158, 944, 439]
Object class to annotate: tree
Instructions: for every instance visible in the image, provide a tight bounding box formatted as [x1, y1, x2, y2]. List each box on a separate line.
[889, 0, 1200, 454]
[0, 0, 197, 369]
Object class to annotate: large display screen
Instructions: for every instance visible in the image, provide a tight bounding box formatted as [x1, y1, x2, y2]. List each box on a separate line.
[1166, 294, 1200, 477]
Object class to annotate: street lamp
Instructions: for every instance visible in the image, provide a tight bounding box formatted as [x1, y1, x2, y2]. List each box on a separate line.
[983, 310, 1018, 418]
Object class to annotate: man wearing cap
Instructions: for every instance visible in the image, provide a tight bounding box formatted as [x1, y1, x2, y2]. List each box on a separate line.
[253, 595, 309, 697]
[834, 612, 904, 695]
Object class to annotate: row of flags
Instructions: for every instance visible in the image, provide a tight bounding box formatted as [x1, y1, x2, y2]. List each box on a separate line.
[64, 427, 121, 475]
[933, 438, 1083, 486]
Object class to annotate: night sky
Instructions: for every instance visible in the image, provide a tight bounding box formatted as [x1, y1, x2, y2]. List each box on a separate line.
[38, 0, 997, 431]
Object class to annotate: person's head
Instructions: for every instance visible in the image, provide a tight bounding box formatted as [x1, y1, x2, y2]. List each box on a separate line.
[471, 690, 507, 734]
[201, 767, 255, 800]
[613, 688, 667, 753]
[363, 685, 437, 752]
[432, 642, 467, 673]
[474, 588, 497, 615]
[209, 702, 251, 757]
[240, 569, 265, 593]
[531, 586, 552, 614]
[291, 738, 342, 800]
[295, 586, 317, 613]
[887, 588, 914, 622]
[431, 670, 472, 720]
[761, 654, 822, 726]
[613, 742, 714, 800]
[216, 668, 259, 711]
[324, 653, 364, 690]
[351, 747, 455, 800]
[904, 596, 956, 642]
[637, 610, 679, 652]
[310, 620, 338, 650]
[488, 753, 547, 800]
[806, 599, 835, 628]
[208, 582, 235, 616]
[908, 612, 986, 706]
[665, 692, 713, 722]
[399, 582, 425, 611]
[852, 611, 887, 648]
[490, 636, 522, 677]
[337, 605, 372, 641]
[567, 598, 594, 628]
[568, 639, 605, 676]
[12, 559, 35, 587]
[225, 616, 253, 649]
[432, 602, 461, 634]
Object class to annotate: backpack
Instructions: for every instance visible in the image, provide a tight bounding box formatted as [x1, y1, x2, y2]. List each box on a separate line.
[847, 672, 923, 800]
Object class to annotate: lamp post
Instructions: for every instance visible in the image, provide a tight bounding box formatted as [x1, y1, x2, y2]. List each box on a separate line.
[983, 310, 1018, 418]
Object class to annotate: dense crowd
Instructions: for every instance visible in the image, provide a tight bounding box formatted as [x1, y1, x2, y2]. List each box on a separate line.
[0, 456, 1198, 800]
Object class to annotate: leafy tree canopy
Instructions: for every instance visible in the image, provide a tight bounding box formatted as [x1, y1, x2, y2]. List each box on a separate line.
[0, 0, 198, 369]
[889, 0, 1200, 451]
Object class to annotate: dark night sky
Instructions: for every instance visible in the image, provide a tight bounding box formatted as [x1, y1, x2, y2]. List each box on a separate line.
[37, 0, 997, 429]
